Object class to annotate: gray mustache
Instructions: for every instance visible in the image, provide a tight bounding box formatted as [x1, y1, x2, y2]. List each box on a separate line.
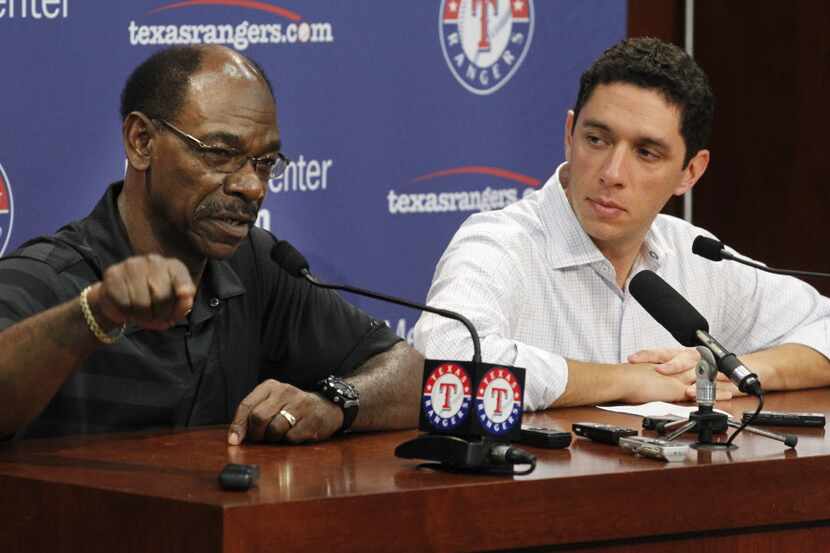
[198, 199, 258, 222]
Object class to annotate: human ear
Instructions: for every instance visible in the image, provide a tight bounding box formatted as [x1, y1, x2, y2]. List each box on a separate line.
[674, 149, 710, 196]
[123, 112, 155, 172]
[564, 110, 575, 162]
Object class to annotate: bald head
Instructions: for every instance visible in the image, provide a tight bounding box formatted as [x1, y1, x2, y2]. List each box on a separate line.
[187, 46, 273, 107]
[119, 45, 275, 124]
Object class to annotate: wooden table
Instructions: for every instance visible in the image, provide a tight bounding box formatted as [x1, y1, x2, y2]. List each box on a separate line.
[2, 389, 830, 552]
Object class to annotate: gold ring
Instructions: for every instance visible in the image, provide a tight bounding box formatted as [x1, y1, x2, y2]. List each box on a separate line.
[278, 409, 297, 428]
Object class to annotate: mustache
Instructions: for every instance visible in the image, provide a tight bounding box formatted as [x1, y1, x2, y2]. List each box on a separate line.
[196, 199, 259, 222]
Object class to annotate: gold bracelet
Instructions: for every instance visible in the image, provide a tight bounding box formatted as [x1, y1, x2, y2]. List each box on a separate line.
[79, 285, 125, 344]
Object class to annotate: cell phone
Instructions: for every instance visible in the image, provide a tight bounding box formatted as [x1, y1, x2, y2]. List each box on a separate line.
[572, 422, 638, 445]
[218, 463, 260, 491]
[741, 411, 826, 428]
[519, 426, 572, 449]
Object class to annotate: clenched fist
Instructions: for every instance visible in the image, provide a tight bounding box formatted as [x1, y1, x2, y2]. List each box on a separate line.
[86, 254, 196, 331]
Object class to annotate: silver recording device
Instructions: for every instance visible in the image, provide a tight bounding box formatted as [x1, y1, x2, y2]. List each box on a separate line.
[618, 436, 689, 462]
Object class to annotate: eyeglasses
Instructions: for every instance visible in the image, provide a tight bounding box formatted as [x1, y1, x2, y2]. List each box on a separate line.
[153, 118, 290, 181]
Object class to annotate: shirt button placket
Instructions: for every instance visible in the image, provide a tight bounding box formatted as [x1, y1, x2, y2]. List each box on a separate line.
[620, 291, 640, 362]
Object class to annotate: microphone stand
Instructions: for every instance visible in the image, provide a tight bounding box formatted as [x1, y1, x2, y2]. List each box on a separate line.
[658, 347, 796, 449]
[270, 242, 530, 473]
[297, 269, 482, 364]
[662, 405, 729, 449]
[660, 347, 728, 447]
[697, 237, 830, 279]
[724, 255, 830, 279]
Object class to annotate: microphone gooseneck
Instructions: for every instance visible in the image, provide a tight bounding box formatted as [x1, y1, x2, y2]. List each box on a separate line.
[693, 236, 830, 279]
[629, 270, 763, 397]
[270, 240, 483, 364]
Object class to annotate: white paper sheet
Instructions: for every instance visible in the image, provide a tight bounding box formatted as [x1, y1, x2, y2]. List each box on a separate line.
[597, 401, 731, 419]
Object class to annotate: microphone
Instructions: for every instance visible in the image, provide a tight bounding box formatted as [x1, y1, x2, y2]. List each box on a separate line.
[629, 270, 763, 397]
[271, 240, 482, 363]
[693, 236, 830, 279]
[272, 240, 532, 473]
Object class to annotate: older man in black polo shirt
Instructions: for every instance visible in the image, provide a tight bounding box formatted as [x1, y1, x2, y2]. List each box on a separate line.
[0, 45, 422, 442]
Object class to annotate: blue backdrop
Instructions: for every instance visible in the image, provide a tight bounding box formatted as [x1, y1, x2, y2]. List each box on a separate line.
[0, 0, 625, 342]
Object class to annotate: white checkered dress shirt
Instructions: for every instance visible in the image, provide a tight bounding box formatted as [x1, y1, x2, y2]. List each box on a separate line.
[414, 164, 830, 410]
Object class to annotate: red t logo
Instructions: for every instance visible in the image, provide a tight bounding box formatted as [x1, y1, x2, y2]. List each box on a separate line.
[439, 382, 458, 410]
[472, 0, 498, 52]
[490, 387, 508, 414]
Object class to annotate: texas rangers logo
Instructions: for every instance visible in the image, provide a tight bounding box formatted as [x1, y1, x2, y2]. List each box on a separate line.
[476, 367, 522, 435]
[440, 0, 534, 95]
[0, 163, 14, 257]
[422, 363, 473, 431]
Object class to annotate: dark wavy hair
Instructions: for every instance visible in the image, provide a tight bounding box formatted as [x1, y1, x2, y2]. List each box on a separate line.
[573, 37, 714, 167]
[119, 45, 274, 122]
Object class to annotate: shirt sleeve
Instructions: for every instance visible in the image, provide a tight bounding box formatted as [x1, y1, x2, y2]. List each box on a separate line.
[413, 216, 567, 411]
[713, 255, 830, 361]
[0, 256, 68, 332]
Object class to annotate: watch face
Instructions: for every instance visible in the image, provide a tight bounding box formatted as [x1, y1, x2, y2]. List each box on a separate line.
[331, 380, 358, 400]
[324, 377, 359, 402]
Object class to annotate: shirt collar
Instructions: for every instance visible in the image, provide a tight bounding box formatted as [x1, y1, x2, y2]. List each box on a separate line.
[538, 163, 607, 270]
[538, 164, 673, 272]
[78, 181, 135, 274]
[78, 182, 246, 327]
[640, 221, 672, 271]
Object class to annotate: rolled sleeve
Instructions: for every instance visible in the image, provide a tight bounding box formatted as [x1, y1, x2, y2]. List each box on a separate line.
[719, 260, 830, 361]
[513, 342, 569, 410]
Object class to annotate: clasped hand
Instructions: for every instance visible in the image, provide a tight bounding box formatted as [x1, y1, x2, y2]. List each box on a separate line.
[628, 347, 740, 401]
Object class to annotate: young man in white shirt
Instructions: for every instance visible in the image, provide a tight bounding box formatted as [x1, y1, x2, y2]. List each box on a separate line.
[414, 37, 830, 409]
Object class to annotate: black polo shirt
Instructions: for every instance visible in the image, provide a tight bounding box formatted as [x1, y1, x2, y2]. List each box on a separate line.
[0, 182, 400, 438]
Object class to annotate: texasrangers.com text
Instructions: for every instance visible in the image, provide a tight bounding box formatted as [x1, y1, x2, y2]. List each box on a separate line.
[128, 19, 334, 50]
[387, 187, 521, 215]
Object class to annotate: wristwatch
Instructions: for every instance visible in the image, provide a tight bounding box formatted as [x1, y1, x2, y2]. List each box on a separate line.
[315, 375, 360, 432]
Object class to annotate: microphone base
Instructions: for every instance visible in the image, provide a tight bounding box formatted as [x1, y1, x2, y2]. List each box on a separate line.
[663, 407, 731, 447]
[690, 408, 730, 445]
[394, 433, 515, 474]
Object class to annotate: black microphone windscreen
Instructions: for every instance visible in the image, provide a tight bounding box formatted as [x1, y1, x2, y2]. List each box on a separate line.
[270, 240, 309, 277]
[692, 236, 725, 261]
[629, 270, 709, 347]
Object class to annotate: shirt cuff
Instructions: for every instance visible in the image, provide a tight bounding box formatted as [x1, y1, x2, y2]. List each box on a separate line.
[513, 343, 569, 411]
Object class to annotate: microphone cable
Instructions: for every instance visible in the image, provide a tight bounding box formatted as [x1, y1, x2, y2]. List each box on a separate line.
[725, 391, 764, 447]
[489, 443, 537, 476]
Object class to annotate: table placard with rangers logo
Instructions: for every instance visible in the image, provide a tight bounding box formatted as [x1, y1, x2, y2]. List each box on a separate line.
[420, 359, 525, 441]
